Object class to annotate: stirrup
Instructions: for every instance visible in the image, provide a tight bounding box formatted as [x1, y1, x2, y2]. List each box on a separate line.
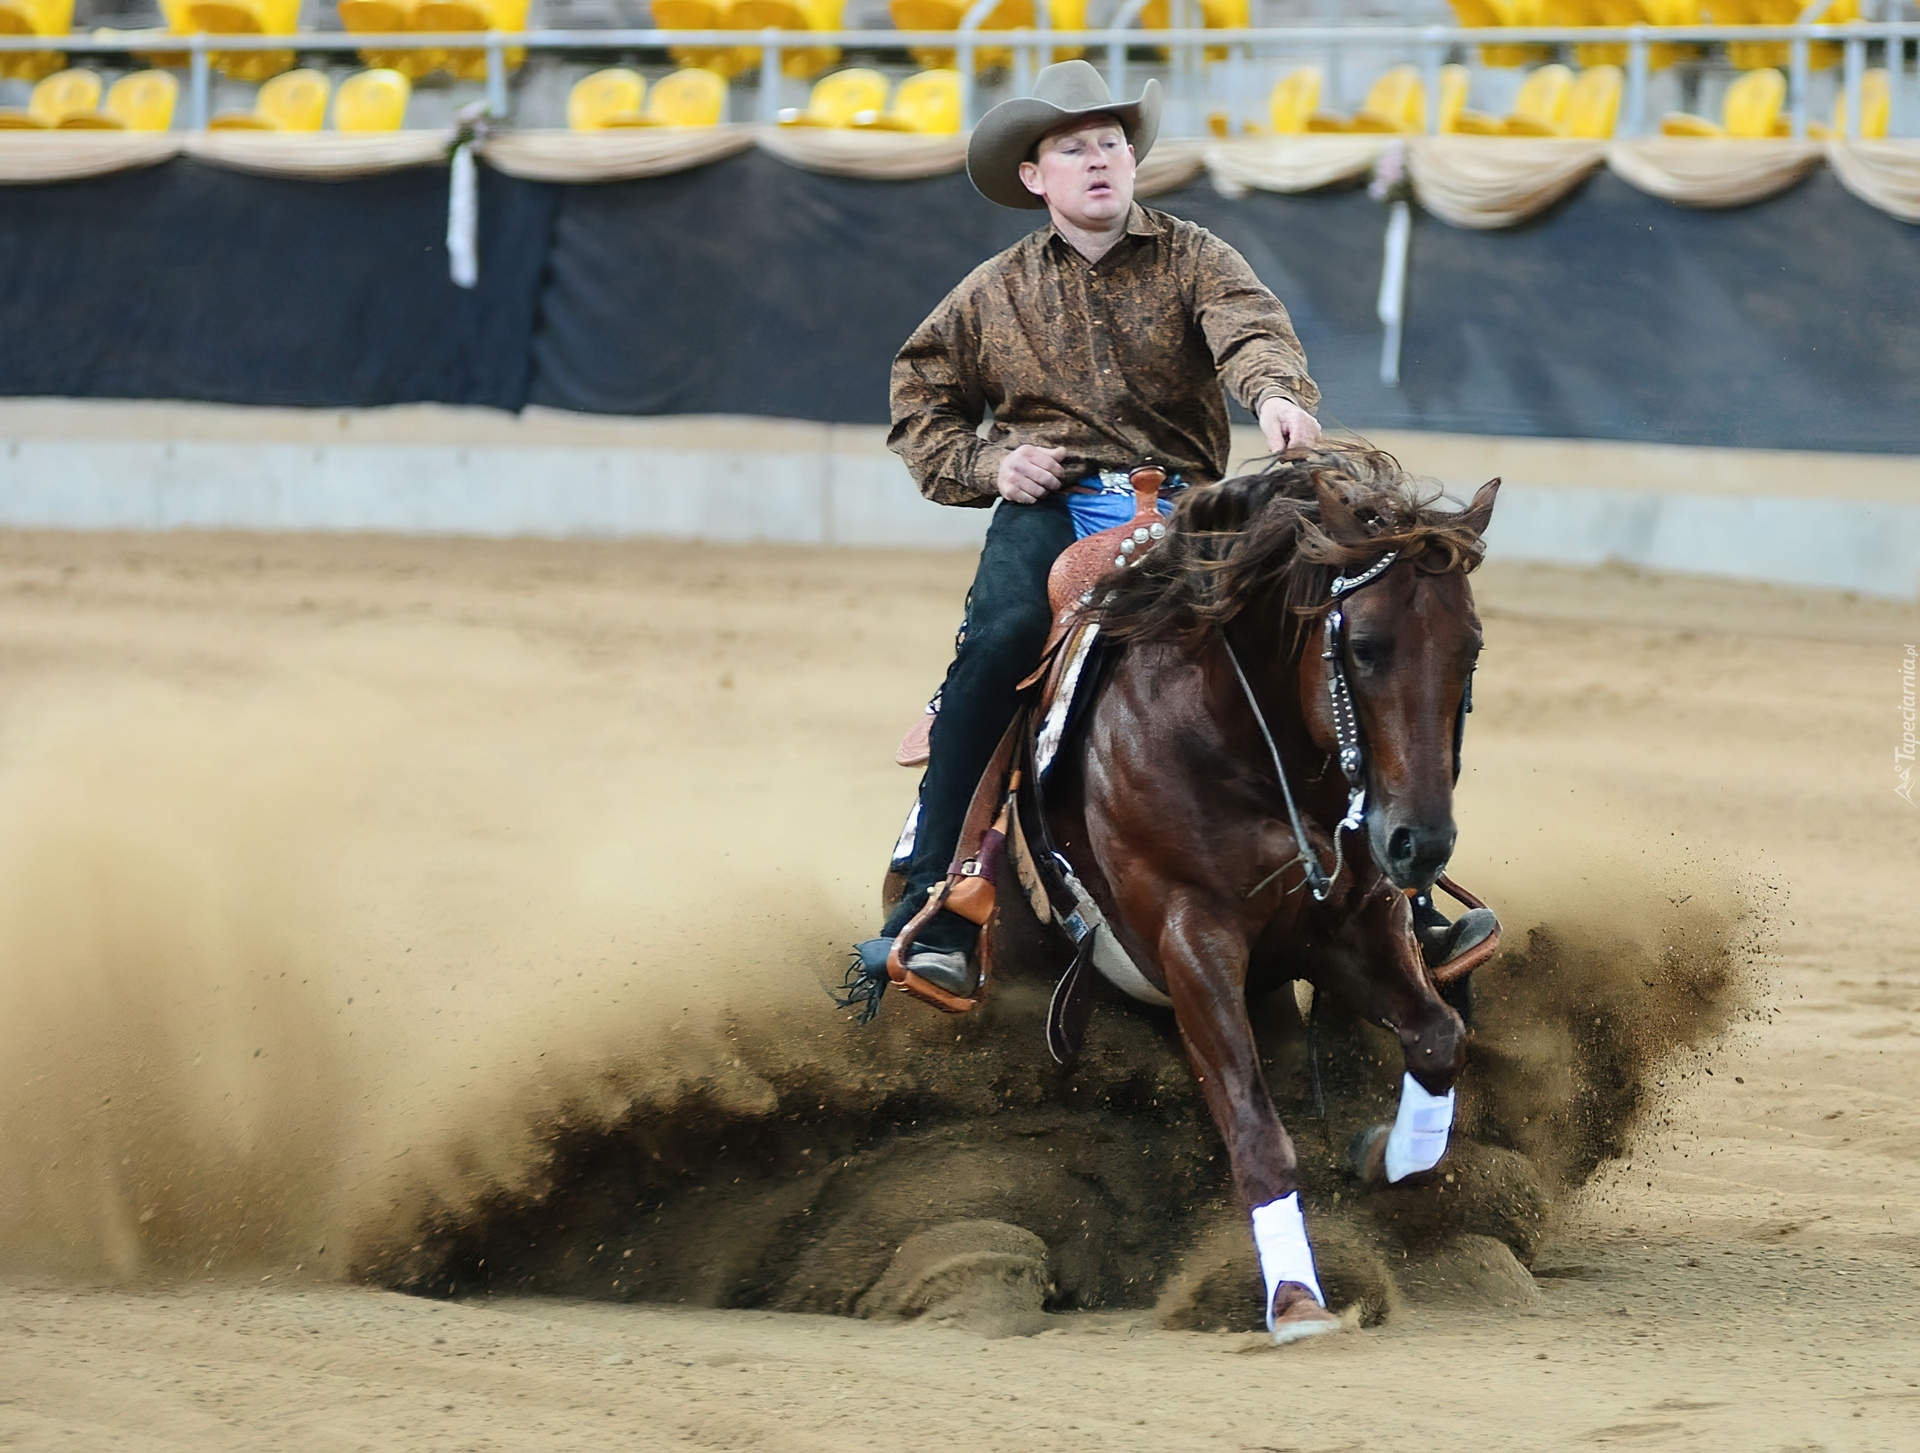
[1427, 874, 1503, 986]
[905, 947, 980, 999]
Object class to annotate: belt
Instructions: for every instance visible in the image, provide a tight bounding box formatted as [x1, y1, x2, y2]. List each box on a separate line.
[1071, 469, 1188, 495]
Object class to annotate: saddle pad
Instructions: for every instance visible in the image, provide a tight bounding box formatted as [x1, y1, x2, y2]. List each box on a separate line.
[1034, 620, 1102, 778]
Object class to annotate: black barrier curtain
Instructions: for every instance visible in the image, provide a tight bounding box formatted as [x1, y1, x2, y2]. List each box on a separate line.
[0, 160, 557, 410]
[2, 153, 1918, 452]
[530, 153, 1920, 454]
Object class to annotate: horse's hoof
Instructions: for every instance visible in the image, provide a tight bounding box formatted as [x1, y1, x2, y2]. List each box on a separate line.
[1347, 1124, 1390, 1188]
[1269, 1284, 1344, 1346]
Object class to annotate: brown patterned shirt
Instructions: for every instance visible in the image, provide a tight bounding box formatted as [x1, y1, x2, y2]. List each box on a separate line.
[889, 203, 1319, 507]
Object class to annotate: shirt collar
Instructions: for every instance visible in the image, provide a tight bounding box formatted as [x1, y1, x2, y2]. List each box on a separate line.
[1045, 202, 1164, 255]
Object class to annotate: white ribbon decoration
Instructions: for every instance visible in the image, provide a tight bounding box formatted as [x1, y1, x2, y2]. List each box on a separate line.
[447, 140, 478, 290]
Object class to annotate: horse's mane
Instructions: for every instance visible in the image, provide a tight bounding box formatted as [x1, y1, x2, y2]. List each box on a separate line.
[1089, 445, 1488, 653]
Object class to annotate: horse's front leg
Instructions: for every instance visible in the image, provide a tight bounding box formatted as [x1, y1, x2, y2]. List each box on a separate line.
[1321, 881, 1468, 1188]
[1157, 889, 1345, 1345]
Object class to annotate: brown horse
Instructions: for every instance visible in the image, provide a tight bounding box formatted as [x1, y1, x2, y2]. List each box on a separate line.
[1029, 447, 1499, 1341]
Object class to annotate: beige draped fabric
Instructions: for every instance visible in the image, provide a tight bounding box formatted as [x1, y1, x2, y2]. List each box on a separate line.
[479, 126, 758, 183]
[1408, 137, 1608, 230]
[1202, 135, 1386, 197]
[7, 122, 1919, 233]
[0, 132, 181, 184]
[756, 128, 967, 180]
[1824, 139, 1920, 225]
[183, 131, 449, 180]
[1133, 137, 1209, 198]
[1605, 137, 1823, 209]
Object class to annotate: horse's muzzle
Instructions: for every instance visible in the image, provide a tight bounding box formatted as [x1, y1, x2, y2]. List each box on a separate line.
[1372, 817, 1456, 891]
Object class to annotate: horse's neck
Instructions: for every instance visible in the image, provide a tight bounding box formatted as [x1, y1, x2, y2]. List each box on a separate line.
[1251, 610, 1353, 810]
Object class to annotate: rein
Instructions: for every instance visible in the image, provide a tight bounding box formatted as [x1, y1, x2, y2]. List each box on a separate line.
[1224, 549, 1398, 902]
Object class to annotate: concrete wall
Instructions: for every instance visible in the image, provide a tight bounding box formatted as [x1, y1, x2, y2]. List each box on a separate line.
[2, 401, 1916, 597]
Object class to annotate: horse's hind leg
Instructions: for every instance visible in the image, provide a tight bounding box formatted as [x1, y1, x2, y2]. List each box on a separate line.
[1326, 883, 1468, 1189]
[1156, 893, 1344, 1345]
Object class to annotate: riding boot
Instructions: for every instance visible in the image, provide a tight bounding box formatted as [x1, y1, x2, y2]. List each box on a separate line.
[1411, 891, 1499, 969]
[871, 497, 1074, 990]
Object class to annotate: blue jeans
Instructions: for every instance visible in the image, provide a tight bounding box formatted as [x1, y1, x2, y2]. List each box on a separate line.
[1064, 471, 1184, 540]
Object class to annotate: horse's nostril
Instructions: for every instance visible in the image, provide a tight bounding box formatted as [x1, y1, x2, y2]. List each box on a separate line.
[1388, 826, 1415, 863]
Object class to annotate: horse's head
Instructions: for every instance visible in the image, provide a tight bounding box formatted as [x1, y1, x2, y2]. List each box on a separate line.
[1086, 446, 1499, 892]
[1297, 476, 1499, 891]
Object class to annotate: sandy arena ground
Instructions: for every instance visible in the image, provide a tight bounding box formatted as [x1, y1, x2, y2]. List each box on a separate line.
[0, 527, 1915, 1451]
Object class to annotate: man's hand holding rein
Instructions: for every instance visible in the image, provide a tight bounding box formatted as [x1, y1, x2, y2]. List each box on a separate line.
[997, 444, 1069, 504]
[1259, 396, 1322, 455]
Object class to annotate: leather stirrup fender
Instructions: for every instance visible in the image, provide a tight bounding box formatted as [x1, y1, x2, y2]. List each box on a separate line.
[885, 709, 1028, 1013]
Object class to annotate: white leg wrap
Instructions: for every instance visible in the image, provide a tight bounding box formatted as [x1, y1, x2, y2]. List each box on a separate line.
[1250, 1192, 1324, 1329]
[1384, 1070, 1455, 1183]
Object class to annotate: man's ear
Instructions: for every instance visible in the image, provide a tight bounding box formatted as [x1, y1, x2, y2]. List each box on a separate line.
[1018, 159, 1045, 198]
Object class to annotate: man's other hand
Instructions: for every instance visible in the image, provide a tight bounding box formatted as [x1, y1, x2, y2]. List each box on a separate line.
[996, 444, 1069, 504]
[1258, 397, 1322, 455]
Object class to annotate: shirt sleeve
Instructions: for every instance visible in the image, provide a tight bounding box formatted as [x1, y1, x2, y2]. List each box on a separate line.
[1190, 232, 1322, 420]
[887, 284, 1006, 509]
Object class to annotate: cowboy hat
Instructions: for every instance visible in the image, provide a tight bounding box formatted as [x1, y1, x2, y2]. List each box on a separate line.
[965, 60, 1161, 211]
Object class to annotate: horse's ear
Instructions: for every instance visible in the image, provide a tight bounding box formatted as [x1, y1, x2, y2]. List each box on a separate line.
[1457, 478, 1500, 539]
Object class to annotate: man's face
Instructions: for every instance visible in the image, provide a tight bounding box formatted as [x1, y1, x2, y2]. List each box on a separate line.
[1018, 119, 1136, 230]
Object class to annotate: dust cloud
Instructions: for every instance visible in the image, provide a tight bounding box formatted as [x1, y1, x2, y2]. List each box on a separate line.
[0, 537, 1751, 1330]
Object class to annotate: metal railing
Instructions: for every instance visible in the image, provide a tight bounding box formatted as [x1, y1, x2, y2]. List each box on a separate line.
[1, 21, 1914, 139]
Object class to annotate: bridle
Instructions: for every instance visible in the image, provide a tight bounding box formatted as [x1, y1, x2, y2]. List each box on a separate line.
[1222, 550, 1398, 902]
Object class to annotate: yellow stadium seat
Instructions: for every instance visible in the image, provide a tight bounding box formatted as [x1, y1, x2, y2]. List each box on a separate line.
[1457, 63, 1611, 138]
[162, 0, 300, 82]
[731, 0, 843, 79]
[1266, 67, 1321, 136]
[1660, 66, 1784, 137]
[415, 0, 531, 83]
[1543, 0, 1620, 68]
[14, 67, 101, 126]
[53, 68, 177, 130]
[853, 67, 961, 134]
[777, 66, 889, 128]
[592, 67, 729, 129]
[568, 67, 647, 130]
[652, 0, 756, 81]
[1449, 0, 1553, 68]
[1564, 64, 1622, 138]
[1309, 66, 1426, 134]
[0, 0, 74, 83]
[1716, 0, 1855, 73]
[1808, 68, 1890, 141]
[1048, 0, 1089, 62]
[334, 68, 410, 131]
[889, 0, 1081, 73]
[1132, 0, 1241, 63]
[1436, 63, 1470, 134]
[1506, 63, 1574, 134]
[338, 0, 446, 81]
[638, 67, 729, 127]
[209, 66, 330, 130]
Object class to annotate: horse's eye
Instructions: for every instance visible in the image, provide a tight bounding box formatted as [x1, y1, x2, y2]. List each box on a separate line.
[1349, 639, 1381, 669]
